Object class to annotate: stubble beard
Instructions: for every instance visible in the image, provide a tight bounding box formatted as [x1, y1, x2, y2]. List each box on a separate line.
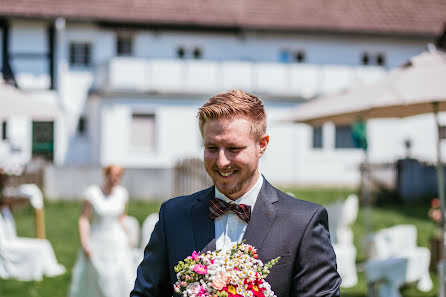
[205, 164, 258, 199]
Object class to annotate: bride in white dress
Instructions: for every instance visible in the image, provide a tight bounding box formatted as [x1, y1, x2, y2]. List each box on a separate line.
[68, 165, 135, 297]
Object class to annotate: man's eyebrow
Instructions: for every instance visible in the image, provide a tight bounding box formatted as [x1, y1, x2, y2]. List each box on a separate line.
[227, 143, 247, 147]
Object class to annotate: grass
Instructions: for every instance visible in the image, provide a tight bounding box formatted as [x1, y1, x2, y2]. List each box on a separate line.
[0, 200, 162, 297]
[0, 188, 440, 297]
[283, 187, 439, 297]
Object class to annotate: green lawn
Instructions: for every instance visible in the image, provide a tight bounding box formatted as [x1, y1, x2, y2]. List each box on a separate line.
[0, 189, 440, 297]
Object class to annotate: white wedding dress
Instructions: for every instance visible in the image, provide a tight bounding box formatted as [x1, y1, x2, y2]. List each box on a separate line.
[68, 185, 135, 297]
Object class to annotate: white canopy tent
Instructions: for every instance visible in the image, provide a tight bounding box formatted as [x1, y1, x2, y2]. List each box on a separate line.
[287, 49, 446, 126]
[0, 82, 60, 121]
[288, 47, 446, 295]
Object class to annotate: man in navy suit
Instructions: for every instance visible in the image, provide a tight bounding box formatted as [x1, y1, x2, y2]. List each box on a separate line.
[131, 90, 341, 297]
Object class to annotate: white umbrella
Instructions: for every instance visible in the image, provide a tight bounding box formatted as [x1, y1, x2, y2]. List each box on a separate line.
[288, 48, 446, 294]
[288, 49, 446, 126]
[0, 82, 60, 120]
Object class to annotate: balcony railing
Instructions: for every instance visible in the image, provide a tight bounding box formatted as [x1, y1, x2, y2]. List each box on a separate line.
[94, 58, 385, 97]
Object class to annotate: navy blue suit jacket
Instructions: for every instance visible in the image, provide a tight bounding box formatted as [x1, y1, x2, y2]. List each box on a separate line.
[131, 178, 341, 297]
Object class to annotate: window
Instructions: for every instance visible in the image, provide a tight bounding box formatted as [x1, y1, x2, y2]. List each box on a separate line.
[69, 43, 92, 67]
[117, 36, 133, 56]
[177, 46, 186, 59]
[279, 49, 291, 63]
[131, 113, 156, 149]
[294, 50, 306, 63]
[312, 126, 323, 149]
[193, 47, 202, 59]
[361, 52, 386, 67]
[335, 125, 355, 149]
[278, 49, 306, 63]
[176, 46, 203, 59]
[1, 121, 7, 140]
[361, 53, 370, 65]
[77, 116, 87, 136]
[32, 121, 54, 161]
[376, 53, 386, 66]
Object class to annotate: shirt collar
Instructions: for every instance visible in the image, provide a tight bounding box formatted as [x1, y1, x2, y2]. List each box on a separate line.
[215, 173, 263, 211]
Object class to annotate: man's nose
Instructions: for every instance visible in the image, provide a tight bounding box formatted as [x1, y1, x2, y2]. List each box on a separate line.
[216, 149, 230, 168]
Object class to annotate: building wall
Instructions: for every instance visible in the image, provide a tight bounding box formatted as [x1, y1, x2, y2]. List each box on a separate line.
[1, 18, 442, 195]
[98, 96, 205, 167]
[130, 30, 428, 67]
[94, 95, 446, 188]
[368, 113, 446, 163]
[44, 165, 174, 200]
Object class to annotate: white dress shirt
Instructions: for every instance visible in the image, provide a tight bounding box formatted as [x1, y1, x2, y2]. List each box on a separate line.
[214, 174, 263, 251]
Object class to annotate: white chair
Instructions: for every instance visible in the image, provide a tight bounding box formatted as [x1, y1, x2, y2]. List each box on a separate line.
[337, 194, 358, 246]
[0, 206, 65, 281]
[366, 224, 433, 292]
[123, 215, 140, 248]
[3, 184, 46, 238]
[123, 215, 144, 271]
[326, 200, 344, 245]
[126, 213, 160, 268]
[364, 257, 408, 297]
[140, 213, 158, 250]
[326, 194, 359, 288]
[130, 213, 159, 268]
[333, 244, 358, 288]
[16, 184, 44, 210]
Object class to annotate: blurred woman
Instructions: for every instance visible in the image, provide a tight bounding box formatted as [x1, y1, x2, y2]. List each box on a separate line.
[68, 165, 134, 297]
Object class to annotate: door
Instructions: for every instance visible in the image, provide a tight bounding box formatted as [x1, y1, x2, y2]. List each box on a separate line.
[32, 121, 54, 161]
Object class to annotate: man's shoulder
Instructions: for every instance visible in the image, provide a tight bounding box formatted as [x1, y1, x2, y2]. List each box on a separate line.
[162, 186, 214, 210]
[270, 187, 327, 226]
[264, 180, 323, 211]
[280, 190, 322, 209]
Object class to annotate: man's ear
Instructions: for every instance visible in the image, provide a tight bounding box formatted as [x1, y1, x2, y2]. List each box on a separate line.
[258, 134, 269, 156]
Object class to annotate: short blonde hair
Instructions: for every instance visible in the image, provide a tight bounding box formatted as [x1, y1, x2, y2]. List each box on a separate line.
[198, 90, 267, 140]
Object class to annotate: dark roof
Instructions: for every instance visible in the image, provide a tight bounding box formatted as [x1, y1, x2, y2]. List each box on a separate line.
[0, 0, 445, 36]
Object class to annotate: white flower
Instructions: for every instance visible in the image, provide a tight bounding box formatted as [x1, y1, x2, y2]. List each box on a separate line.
[175, 244, 277, 297]
[185, 282, 201, 296]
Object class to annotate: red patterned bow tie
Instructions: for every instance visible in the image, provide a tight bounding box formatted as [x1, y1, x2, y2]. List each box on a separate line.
[209, 197, 251, 223]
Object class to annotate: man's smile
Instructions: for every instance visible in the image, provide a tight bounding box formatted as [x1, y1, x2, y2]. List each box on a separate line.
[217, 170, 236, 177]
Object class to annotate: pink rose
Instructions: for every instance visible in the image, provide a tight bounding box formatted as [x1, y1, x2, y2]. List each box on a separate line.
[211, 271, 229, 290]
[193, 264, 208, 275]
[211, 277, 227, 290]
[220, 271, 230, 283]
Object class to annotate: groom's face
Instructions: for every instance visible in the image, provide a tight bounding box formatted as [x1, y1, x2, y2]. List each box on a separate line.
[203, 116, 269, 200]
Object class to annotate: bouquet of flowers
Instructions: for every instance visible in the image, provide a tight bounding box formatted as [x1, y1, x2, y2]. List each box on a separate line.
[173, 241, 280, 297]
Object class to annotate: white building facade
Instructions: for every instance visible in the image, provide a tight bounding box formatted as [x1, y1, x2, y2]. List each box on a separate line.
[0, 1, 445, 198]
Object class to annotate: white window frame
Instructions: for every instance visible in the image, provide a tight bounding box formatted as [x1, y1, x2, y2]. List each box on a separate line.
[129, 113, 156, 151]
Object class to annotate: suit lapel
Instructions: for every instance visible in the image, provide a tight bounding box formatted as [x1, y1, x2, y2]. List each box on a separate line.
[191, 187, 216, 253]
[243, 178, 278, 251]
